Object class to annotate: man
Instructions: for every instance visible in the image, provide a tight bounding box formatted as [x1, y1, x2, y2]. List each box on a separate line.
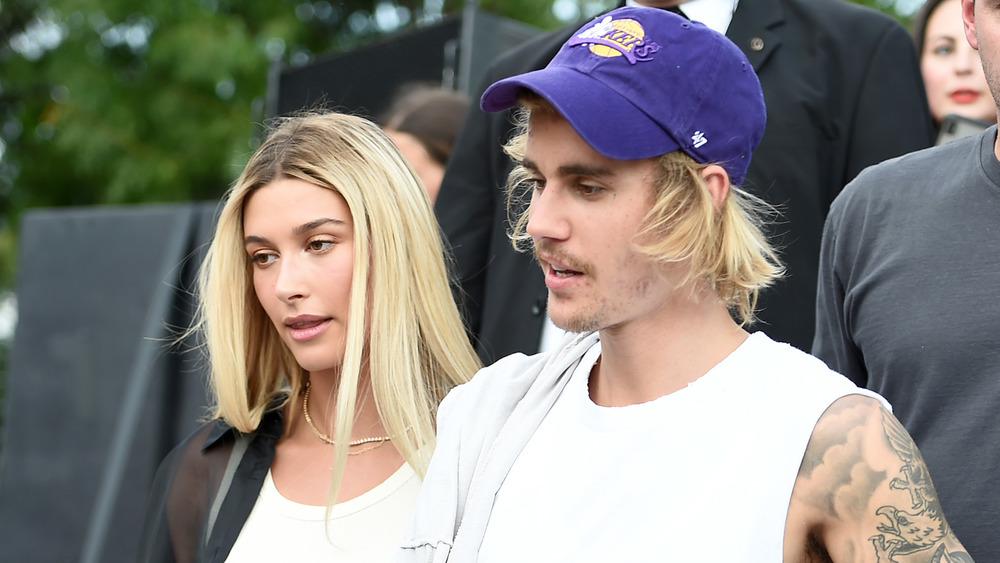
[400, 8, 969, 561]
[812, 0, 1000, 559]
[436, 0, 934, 363]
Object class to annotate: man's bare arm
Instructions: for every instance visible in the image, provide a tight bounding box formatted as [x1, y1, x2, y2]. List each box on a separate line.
[785, 394, 972, 562]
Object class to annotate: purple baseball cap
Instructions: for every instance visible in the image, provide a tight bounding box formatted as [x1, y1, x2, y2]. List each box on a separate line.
[481, 6, 766, 185]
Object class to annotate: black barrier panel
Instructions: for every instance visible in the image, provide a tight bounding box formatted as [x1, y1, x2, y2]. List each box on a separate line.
[269, 8, 541, 119]
[0, 202, 219, 562]
[272, 15, 464, 119]
[454, 8, 545, 97]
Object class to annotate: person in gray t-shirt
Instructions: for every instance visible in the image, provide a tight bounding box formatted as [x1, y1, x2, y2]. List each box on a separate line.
[813, 1, 1000, 559]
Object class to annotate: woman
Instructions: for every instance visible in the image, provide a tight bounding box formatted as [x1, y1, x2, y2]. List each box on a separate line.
[380, 84, 470, 204]
[913, 0, 996, 134]
[138, 112, 479, 562]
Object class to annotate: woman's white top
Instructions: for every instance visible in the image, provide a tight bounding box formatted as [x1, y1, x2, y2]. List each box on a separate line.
[226, 462, 420, 562]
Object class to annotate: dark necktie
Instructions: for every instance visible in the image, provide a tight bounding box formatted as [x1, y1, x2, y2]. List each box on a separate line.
[664, 5, 689, 19]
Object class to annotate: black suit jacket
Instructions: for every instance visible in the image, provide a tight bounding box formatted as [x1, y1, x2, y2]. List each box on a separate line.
[436, 0, 935, 364]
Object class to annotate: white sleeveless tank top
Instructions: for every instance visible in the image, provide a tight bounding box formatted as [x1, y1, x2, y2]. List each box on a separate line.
[479, 332, 886, 561]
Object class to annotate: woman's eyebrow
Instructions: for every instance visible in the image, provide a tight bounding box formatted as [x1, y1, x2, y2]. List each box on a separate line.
[294, 217, 345, 236]
[243, 218, 346, 245]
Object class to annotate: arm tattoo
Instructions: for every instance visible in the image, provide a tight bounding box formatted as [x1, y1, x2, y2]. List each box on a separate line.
[797, 399, 886, 522]
[868, 410, 973, 563]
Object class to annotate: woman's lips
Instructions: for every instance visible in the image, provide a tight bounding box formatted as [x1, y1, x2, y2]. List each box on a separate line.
[950, 89, 981, 104]
[284, 317, 332, 341]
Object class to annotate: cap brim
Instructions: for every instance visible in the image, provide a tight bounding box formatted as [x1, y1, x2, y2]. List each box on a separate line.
[481, 66, 682, 161]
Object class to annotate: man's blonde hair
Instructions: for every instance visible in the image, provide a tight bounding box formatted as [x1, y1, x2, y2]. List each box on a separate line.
[503, 97, 783, 324]
[196, 111, 479, 502]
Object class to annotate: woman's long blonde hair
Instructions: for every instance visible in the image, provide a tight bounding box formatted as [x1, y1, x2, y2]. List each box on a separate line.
[196, 111, 479, 500]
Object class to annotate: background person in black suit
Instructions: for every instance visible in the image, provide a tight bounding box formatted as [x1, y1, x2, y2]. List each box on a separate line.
[436, 0, 936, 364]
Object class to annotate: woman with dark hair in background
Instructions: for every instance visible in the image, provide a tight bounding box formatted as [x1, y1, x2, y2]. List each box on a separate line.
[913, 0, 996, 142]
[381, 84, 470, 203]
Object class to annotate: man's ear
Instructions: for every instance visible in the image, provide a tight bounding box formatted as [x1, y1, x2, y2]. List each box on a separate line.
[963, 0, 978, 50]
[700, 164, 730, 211]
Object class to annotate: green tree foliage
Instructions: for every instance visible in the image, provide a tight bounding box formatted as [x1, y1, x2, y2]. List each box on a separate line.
[2, 1, 387, 213]
[856, 0, 923, 24]
[445, 0, 570, 29]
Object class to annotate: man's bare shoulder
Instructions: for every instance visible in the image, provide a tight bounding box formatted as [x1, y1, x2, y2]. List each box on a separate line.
[784, 394, 973, 562]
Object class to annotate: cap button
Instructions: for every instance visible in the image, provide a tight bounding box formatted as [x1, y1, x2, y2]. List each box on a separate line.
[749, 37, 764, 51]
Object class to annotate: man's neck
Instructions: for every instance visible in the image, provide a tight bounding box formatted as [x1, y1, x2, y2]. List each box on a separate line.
[589, 287, 748, 407]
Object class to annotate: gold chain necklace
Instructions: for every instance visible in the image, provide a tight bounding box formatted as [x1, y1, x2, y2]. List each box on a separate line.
[301, 382, 391, 453]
